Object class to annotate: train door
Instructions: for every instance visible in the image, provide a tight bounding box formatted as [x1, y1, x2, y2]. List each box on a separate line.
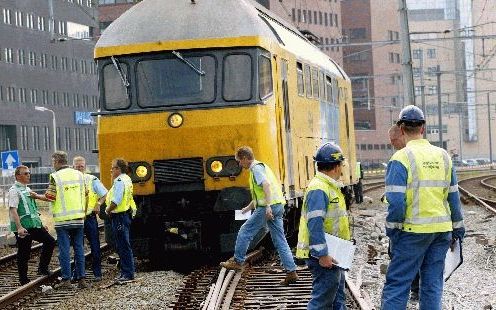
[279, 59, 295, 197]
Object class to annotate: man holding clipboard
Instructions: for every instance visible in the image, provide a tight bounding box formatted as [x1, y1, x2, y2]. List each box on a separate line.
[296, 142, 352, 310]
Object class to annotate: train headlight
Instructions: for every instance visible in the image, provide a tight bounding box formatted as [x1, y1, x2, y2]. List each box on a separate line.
[128, 161, 152, 183]
[206, 156, 242, 177]
[168, 113, 183, 128]
[210, 161, 223, 173]
[136, 165, 148, 178]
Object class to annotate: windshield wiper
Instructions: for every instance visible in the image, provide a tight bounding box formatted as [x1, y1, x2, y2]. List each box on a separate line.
[111, 56, 130, 98]
[172, 50, 205, 76]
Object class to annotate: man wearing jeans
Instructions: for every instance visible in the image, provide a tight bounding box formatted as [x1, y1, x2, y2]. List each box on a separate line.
[296, 142, 351, 310]
[220, 146, 298, 286]
[73, 156, 107, 282]
[45, 151, 88, 289]
[105, 158, 135, 284]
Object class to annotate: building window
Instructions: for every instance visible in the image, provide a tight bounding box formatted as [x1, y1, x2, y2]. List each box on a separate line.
[31, 89, 38, 104]
[40, 53, 48, 68]
[428, 85, 438, 95]
[28, 51, 36, 66]
[427, 48, 436, 58]
[291, 8, 295, 22]
[360, 144, 366, 150]
[367, 144, 373, 150]
[44, 126, 50, 150]
[329, 12, 333, 26]
[15, 11, 24, 27]
[51, 55, 58, 70]
[308, 9, 312, 24]
[18, 88, 27, 103]
[32, 126, 40, 150]
[5, 48, 14, 63]
[325, 38, 329, 51]
[26, 13, 34, 29]
[314, 11, 318, 24]
[412, 49, 422, 59]
[3, 9, 12, 25]
[334, 14, 338, 27]
[427, 66, 439, 75]
[7, 86, 16, 102]
[349, 28, 366, 39]
[21, 125, 29, 150]
[65, 128, 72, 150]
[303, 10, 307, 23]
[319, 11, 323, 25]
[37, 16, 46, 31]
[324, 13, 328, 26]
[297, 9, 301, 23]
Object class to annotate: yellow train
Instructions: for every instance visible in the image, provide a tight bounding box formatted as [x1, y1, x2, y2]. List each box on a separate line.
[94, 0, 358, 257]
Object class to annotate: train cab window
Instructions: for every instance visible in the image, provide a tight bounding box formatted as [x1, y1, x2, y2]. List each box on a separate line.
[304, 64, 312, 98]
[223, 54, 252, 101]
[259, 55, 273, 100]
[136, 55, 215, 107]
[296, 62, 304, 96]
[102, 62, 130, 110]
[311, 68, 319, 99]
[325, 75, 333, 103]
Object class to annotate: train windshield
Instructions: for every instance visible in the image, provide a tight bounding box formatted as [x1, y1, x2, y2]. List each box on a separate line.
[136, 55, 216, 107]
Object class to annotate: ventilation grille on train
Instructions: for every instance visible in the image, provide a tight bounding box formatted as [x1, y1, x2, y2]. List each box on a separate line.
[153, 157, 204, 183]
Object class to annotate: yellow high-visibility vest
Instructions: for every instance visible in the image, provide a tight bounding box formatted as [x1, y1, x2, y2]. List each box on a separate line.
[249, 161, 285, 207]
[386, 139, 453, 233]
[106, 174, 135, 213]
[296, 173, 350, 259]
[51, 168, 85, 222]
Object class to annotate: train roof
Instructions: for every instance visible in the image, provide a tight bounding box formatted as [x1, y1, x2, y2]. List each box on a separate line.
[95, 0, 348, 80]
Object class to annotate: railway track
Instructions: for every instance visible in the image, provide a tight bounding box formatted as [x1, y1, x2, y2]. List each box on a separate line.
[458, 174, 496, 215]
[0, 224, 109, 309]
[170, 183, 386, 310]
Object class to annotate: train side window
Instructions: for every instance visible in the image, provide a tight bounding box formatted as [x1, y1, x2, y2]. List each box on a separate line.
[102, 62, 130, 110]
[304, 64, 312, 98]
[319, 71, 325, 101]
[325, 75, 333, 103]
[296, 62, 304, 96]
[259, 55, 273, 100]
[311, 68, 319, 99]
[223, 54, 252, 101]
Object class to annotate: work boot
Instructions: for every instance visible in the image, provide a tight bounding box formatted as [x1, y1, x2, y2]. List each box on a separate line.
[280, 271, 298, 286]
[219, 259, 243, 271]
[55, 279, 72, 289]
[78, 279, 90, 289]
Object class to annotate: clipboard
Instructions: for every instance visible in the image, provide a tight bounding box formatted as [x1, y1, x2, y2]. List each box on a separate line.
[324, 233, 356, 270]
[443, 239, 463, 281]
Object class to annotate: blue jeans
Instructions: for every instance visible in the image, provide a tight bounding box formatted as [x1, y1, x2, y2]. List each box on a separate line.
[84, 215, 102, 277]
[111, 212, 134, 279]
[307, 258, 346, 309]
[56, 226, 85, 281]
[234, 203, 296, 272]
[381, 231, 451, 310]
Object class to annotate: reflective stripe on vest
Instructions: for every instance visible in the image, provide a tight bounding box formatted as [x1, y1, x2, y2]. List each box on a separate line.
[106, 174, 133, 213]
[9, 184, 42, 231]
[51, 168, 85, 222]
[249, 161, 285, 207]
[387, 140, 453, 233]
[84, 174, 98, 215]
[296, 174, 351, 259]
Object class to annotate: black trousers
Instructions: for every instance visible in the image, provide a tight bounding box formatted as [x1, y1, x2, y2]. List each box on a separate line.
[15, 227, 56, 285]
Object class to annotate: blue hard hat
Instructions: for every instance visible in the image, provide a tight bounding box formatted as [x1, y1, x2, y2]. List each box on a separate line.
[314, 142, 345, 164]
[397, 105, 425, 125]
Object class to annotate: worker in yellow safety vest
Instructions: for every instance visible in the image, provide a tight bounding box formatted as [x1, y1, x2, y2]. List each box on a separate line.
[296, 142, 350, 309]
[220, 146, 298, 286]
[105, 158, 136, 284]
[45, 151, 88, 289]
[381, 105, 465, 310]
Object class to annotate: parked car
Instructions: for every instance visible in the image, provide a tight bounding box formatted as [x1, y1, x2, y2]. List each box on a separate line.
[452, 160, 465, 167]
[474, 158, 491, 165]
[462, 159, 478, 166]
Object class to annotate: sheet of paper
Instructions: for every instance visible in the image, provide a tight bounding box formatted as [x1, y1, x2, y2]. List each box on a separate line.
[235, 209, 252, 221]
[444, 239, 463, 281]
[324, 233, 356, 270]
